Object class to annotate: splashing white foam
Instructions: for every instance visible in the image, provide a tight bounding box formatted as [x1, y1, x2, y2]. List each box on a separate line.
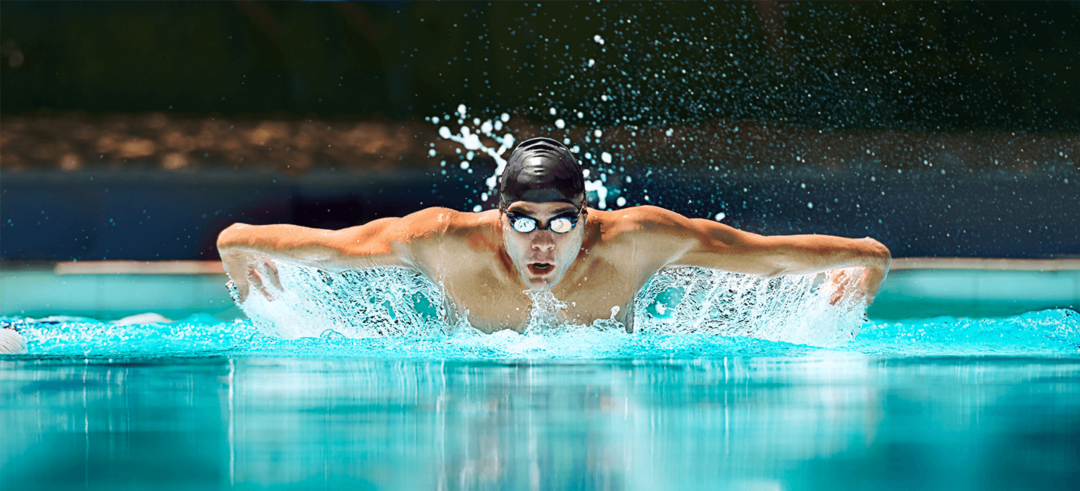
[633, 267, 866, 346]
[233, 263, 866, 348]
[431, 107, 625, 210]
[234, 265, 450, 340]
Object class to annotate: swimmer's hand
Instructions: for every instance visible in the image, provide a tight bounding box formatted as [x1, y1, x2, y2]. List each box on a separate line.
[826, 247, 890, 307]
[221, 250, 283, 303]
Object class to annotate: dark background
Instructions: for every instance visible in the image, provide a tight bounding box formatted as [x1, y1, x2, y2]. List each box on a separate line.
[2, 0, 1078, 261]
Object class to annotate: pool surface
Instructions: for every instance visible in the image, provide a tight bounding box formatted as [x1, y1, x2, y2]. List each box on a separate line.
[2, 265, 1079, 490]
[3, 352, 1079, 490]
[2, 308, 1080, 490]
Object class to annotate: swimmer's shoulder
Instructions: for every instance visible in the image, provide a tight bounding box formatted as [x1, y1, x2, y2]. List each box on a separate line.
[401, 207, 500, 243]
[589, 206, 722, 259]
[590, 205, 688, 237]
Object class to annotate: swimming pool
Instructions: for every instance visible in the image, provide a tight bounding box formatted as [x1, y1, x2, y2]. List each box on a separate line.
[2, 264, 1079, 489]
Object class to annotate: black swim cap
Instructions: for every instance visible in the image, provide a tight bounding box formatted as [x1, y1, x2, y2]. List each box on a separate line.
[498, 137, 585, 208]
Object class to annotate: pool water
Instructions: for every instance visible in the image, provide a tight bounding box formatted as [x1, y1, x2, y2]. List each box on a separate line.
[2, 352, 1079, 490]
[2, 308, 1079, 490]
[2, 264, 1079, 489]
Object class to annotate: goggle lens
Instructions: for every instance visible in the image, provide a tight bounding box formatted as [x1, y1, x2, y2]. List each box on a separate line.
[549, 217, 574, 234]
[507, 211, 581, 234]
[511, 216, 538, 233]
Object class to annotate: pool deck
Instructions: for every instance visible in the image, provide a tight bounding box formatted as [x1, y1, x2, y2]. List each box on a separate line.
[1, 258, 1078, 321]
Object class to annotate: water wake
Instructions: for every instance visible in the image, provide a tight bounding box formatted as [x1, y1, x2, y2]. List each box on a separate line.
[5, 309, 1078, 359]
[6, 266, 1077, 359]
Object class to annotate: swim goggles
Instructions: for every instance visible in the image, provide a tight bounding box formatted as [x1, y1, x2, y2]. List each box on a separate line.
[505, 207, 585, 234]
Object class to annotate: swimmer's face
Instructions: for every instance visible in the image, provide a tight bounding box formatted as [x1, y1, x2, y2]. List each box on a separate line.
[501, 201, 586, 291]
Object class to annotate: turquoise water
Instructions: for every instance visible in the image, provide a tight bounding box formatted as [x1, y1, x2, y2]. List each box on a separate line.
[2, 265, 1079, 489]
[2, 309, 1080, 490]
[4, 308, 1080, 359]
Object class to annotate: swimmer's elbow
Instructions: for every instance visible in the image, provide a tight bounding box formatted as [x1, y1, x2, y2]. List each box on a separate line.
[217, 223, 261, 252]
[755, 266, 790, 278]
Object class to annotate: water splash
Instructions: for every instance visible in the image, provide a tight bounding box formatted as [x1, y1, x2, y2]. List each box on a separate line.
[229, 263, 864, 347]
[430, 108, 624, 212]
[234, 265, 449, 340]
[5, 314, 254, 358]
[6, 308, 1079, 360]
[433, 109, 517, 196]
[6, 266, 1078, 360]
[522, 290, 570, 334]
[634, 267, 866, 346]
[5, 305, 1079, 359]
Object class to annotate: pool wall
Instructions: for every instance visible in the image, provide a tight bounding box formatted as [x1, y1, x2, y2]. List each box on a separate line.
[1, 261, 238, 321]
[870, 267, 1080, 319]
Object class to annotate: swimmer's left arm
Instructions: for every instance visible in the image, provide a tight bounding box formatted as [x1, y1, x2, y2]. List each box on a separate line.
[629, 206, 891, 304]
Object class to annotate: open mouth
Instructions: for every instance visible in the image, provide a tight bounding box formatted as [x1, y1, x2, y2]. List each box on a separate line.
[528, 263, 553, 275]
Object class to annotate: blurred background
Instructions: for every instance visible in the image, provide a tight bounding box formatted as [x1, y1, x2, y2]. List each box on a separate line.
[2, 0, 1077, 262]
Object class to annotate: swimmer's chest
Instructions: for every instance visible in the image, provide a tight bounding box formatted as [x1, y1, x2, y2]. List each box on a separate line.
[442, 263, 641, 333]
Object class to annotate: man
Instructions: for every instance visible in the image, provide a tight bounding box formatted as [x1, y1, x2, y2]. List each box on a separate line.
[217, 137, 890, 333]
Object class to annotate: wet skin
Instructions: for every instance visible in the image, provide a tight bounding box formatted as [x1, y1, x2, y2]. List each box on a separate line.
[218, 204, 891, 333]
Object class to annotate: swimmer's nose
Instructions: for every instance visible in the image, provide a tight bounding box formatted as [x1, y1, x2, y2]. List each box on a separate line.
[530, 230, 556, 249]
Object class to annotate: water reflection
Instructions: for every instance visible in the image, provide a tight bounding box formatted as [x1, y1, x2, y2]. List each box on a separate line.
[2, 357, 1079, 489]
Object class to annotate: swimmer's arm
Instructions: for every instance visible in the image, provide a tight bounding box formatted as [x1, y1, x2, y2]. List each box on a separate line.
[217, 208, 455, 299]
[218, 207, 454, 270]
[632, 206, 891, 302]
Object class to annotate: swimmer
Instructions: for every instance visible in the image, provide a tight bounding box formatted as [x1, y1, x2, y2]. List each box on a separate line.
[217, 137, 891, 333]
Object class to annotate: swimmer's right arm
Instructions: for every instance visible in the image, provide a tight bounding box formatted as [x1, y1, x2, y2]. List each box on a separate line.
[216, 207, 457, 301]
